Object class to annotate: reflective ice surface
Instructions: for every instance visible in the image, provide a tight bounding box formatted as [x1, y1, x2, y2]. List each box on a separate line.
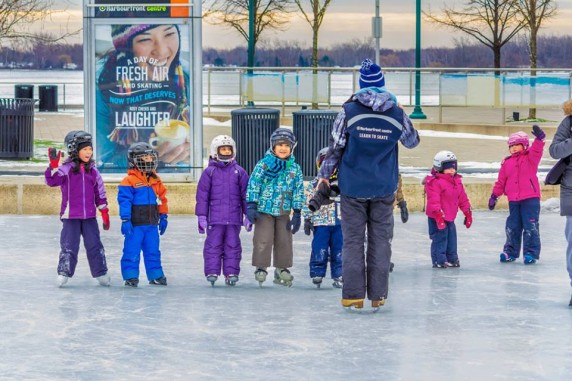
[1, 211, 571, 380]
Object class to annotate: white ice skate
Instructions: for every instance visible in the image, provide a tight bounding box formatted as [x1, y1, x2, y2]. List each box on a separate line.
[312, 276, 323, 288]
[96, 274, 111, 287]
[332, 277, 343, 289]
[273, 268, 293, 287]
[254, 268, 268, 287]
[225, 275, 239, 286]
[206, 274, 218, 287]
[57, 275, 68, 288]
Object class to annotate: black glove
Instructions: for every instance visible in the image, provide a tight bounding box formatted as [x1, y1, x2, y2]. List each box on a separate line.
[303, 219, 314, 236]
[246, 202, 259, 224]
[287, 209, 301, 234]
[398, 200, 409, 223]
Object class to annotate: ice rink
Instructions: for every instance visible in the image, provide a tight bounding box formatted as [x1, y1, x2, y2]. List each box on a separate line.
[1, 210, 572, 380]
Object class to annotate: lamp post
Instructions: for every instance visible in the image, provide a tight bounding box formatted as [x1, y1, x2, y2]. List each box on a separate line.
[409, 0, 426, 119]
[246, 0, 255, 106]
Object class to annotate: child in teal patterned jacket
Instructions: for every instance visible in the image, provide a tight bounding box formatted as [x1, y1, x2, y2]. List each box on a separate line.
[246, 128, 305, 287]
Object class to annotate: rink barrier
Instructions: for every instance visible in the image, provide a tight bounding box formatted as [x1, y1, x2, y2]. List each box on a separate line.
[0, 178, 560, 215]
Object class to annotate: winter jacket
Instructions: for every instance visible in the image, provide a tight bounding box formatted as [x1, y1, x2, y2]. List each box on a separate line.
[118, 169, 168, 226]
[195, 158, 249, 225]
[424, 169, 471, 222]
[549, 115, 572, 215]
[45, 160, 108, 219]
[302, 179, 341, 226]
[246, 150, 305, 216]
[492, 138, 544, 202]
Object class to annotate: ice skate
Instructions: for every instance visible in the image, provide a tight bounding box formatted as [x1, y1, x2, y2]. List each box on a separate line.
[254, 268, 268, 287]
[341, 298, 364, 310]
[225, 275, 239, 286]
[96, 274, 111, 287]
[57, 274, 68, 288]
[124, 278, 139, 287]
[432, 262, 451, 269]
[206, 274, 218, 287]
[312, 276, 323, 288]
[449, 260, 460, 268]
[149, 276, 167, 285]
[371, 298, 386, 312]
[332, 277, 343, 289]
[273, 268, 294, 287]
[523, 255, 537, 265]
[500, 253, 516, 263]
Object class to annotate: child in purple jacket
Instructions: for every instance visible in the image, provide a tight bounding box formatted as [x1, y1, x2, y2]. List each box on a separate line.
[45, 131, 111, 287]
[195, 135, 250, 286]
[424, 151, 472, 268]
[488, 126, 546, 264]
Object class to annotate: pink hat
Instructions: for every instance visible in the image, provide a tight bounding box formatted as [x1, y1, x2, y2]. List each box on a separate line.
[508, 131, 530, 149]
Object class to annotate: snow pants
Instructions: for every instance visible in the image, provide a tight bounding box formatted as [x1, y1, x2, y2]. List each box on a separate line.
[58, 218, 107, 278]
[203, 224, 242, 276]
[121, 224, 164, 281]
[564, 217, 572, 287]
[252, 213, 292, 269]
[428, 218, 458, 265]
[310, 225, 343, 279]
[503, 198, 541, 260]
[340, 194, 394, 301]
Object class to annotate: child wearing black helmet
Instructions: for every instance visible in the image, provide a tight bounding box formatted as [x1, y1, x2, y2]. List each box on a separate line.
[45, 130, 111, 287]
[246, 128, 305, 287]
[118, 142, 169, 287]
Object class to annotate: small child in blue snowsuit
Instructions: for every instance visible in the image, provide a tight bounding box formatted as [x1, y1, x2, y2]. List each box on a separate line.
[302, 147, 343, 288]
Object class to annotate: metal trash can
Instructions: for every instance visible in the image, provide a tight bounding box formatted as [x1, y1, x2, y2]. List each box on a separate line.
[39, 85, 58, 112]
[0, 98, 35, 159]
[231, 108, 280, 174]
[293, 109, 338, 178]
[15, 84, 33, 99]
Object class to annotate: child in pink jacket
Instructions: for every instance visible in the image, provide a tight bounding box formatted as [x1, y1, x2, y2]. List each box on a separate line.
[425, 151, 472, 268]
[488, 126, 545, 264]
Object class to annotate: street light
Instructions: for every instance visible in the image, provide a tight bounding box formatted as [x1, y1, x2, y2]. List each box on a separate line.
[410, 0, 426, 119]
[247, 0, 255, 106]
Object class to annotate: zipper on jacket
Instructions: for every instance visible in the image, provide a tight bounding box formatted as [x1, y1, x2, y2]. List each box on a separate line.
[82, 170, 86, 219]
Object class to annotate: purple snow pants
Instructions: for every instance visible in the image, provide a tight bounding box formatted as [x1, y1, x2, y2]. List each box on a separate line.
[58, 218, 108, 278]
[203, 224, 242, 276]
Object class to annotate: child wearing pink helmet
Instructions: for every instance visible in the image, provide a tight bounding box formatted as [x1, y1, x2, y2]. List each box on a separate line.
[488, 126, 546, 264]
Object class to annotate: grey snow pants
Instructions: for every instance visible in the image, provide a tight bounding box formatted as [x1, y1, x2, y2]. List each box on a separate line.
[251, 213, 293, 269]
[341, 194, 394, 301]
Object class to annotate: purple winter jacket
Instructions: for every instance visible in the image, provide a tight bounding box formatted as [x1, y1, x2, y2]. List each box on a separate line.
[44, 161, 108, 219]
[492, 138, 544, 202]
[195, 158, 249, 225]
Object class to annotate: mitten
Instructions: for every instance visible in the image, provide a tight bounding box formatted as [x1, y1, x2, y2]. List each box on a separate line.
[398, 200, 409, 223]
[246, 202, 259, 224]
[243, 216, 253, 232]
[463, 210, 473, 229]
[434, 211, 446, 230]
[531, 124, 546, 141]
[121, 220, 133, 237]
[287, 209, 301, 234]
[159, 214, 168, 235]
[303, 218, 314, 236]
[198, 215, 208, 234]
[100, 208, 110, 231]
[48, 147, 62, 169]
[488, 194, 498, 211]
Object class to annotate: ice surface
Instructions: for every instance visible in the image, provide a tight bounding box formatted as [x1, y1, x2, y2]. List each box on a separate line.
[1, 211, 572, 380]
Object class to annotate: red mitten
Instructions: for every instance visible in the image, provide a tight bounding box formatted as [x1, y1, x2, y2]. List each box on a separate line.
[100, 208, 110, 231]
[434, 211, 446, 230]
[48, 148, 62, 169]
[463, 210, 473, 229]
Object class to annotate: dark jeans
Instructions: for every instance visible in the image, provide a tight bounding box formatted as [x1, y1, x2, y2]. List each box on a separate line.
[58, 218, 107, 278]
[428, 218, 458, 265]
[503, 198, 541, 259]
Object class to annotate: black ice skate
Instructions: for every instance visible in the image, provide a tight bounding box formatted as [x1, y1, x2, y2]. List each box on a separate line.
[332, 277, 343, 289]
[449, 260, 460, 267]
[125, 278, 139, 287]
[254, 268, 268, 287]
[273, 268, 293, 287]
[312, 276, 323, 288]
[390, 262, 395, 272]
[225, 275, 239, 286]
[149, 276, 167, 286]
[206, 274, 218, 287]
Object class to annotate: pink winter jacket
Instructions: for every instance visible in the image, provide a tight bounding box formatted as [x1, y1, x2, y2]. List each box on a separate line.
[425, 170, 471, 222]
[492, 138, 544, 202]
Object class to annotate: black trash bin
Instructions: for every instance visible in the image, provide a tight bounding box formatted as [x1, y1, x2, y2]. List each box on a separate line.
[15, 84, 33, 99]
[39, 85, 58, 112]
[293, 109, 338, 179]
[231, 108, 280, 174]
[0, 98, 35, 159]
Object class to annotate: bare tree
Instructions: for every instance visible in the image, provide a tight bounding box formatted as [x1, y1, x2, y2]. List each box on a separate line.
[424, 0, 526, 70]
[0, 0, 79, 45]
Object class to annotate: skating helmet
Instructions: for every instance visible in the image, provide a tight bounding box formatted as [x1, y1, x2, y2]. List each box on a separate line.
[64, 130, 92, 157]
[433, 150, 457, 172]
[210, 135, 236, 162]
[315, 147, 329, 170]
[507, 131, 530, 150]
[128, 142, 158, 173]
[270, 128, 297, 151]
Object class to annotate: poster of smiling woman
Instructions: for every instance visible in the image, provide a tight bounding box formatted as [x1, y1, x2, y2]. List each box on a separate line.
[94, 22, 191, 172]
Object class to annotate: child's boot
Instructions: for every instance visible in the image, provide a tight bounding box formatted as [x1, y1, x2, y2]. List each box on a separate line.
[96, 274, 111, 286]
[254, 268, 268, 287]
[341, 298, 364, 309]
[124, 278, 139, 287]
[524, 255, 537, 265]
[206, 274, 218, 287]
[312, 276, 323, 288]
[273, 268, 293, 287]
[500, 252, 516, 263]
[149, 276, 167, 285]
[57, 274, 68, 288]
[332, 277, 343, 289]
[225, 275, 239, 286]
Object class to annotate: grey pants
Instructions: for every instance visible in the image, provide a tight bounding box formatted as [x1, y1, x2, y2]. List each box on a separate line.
[565, 217, 572, 287]
[341, 194, 394, 300]
[252, 213, 293, 269]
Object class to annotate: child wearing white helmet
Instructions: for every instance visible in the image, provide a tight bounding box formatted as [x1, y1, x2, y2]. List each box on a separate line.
[424, 150, 472, 268]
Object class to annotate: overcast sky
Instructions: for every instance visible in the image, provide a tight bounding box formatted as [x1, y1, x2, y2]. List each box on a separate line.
[50, 1, 572, 50]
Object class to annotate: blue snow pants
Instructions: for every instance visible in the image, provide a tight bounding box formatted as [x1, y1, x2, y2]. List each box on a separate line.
[428, 218, 458, 265]
[58, 218, 107, 278]
[310, 225, 343, 279]
[503, 198, 541, 260]
[121, 224, 164, 281]
[203, 224, 242, 277]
